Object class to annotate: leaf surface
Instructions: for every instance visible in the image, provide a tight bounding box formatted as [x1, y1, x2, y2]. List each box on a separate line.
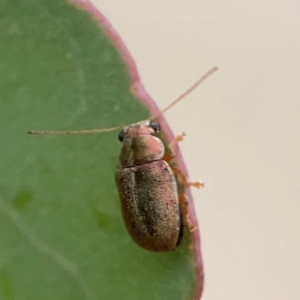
[0, 1, 202, 299]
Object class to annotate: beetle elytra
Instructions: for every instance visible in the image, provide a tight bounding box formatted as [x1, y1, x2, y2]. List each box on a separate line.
[28, 67, 218, 252]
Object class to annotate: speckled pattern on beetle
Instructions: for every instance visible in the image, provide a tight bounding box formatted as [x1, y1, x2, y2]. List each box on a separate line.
[28, 67, 218, 252]
[115, 120, 184, 252]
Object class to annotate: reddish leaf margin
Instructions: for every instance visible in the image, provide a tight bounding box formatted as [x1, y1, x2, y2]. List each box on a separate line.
[74, 1, 204, 298]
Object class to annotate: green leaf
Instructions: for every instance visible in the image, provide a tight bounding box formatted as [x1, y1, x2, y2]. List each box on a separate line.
[0, 1, 203, 299]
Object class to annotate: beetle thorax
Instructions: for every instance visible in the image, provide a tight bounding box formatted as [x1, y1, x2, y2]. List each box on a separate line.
[119, 122, 165, 167]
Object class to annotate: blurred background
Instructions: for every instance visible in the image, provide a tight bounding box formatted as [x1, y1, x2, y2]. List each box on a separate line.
[92, 1, 300, 299]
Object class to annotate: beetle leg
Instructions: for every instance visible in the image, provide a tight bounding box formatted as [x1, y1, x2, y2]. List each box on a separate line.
[162, 152, 175, 162]
[168, 132, 186, 155]
[163, 154, 204, 188]
[172, 167, 204, 189]
[179, 193, 197, 232]
[163, 132, 186, 161]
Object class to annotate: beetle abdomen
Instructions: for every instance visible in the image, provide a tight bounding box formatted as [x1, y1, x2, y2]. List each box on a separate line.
[115, 160, 181, 252]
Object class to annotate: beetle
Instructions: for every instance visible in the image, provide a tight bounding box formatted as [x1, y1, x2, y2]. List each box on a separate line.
[28, 67, 218, 252]
[116, 119, 184, 251]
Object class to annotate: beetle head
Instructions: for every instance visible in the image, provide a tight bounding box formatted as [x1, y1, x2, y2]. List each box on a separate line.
[118, 120, 164, 167]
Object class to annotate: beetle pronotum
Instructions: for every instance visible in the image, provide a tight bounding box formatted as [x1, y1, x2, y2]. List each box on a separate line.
[28, 67, 218, 252]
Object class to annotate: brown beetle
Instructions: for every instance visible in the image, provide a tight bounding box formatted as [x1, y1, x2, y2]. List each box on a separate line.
[28, 67, 218, 252]
[115, 120, 184, 251]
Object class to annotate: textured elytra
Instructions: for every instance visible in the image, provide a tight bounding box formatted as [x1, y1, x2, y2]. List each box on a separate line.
[116, 160, 182, 252]
[115, 120, 183, 252]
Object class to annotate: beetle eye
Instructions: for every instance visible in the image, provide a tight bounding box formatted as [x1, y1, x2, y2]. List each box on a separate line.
[149, 121, 160, 133]
[118, 130, 125, 142]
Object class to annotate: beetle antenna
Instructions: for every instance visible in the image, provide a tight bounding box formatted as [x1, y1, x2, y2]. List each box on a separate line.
[149, 66, 218, 120]
[28, 67, 218, 135]
[27, 126, 122, 135]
